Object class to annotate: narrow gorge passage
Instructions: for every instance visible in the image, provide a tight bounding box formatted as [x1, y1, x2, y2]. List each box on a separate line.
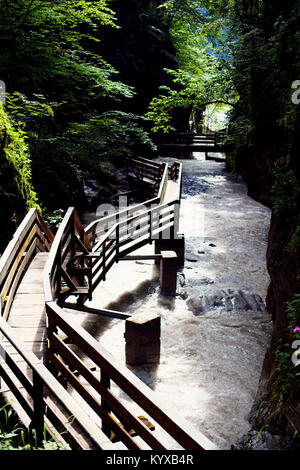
[67, 154, 273, 450]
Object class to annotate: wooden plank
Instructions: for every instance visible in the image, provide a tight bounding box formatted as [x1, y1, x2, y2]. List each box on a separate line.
[48, 336, 166, 450]
[46, 302, 217, 450]
[12, 293, 45, 307]
[119, 255, 161, 261]
[36, 212, 54, 245]
[0, 364, 34, 418]
[0, 316, 120, 450]
[44, 207, 75, 303]
[49, 351, 142, 450]
[61, 302, 131, 320]
[0, 234, 37, 304]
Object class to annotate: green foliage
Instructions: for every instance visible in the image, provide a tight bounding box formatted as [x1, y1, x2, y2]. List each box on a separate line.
[287, 295, 300, 336]
[145, 1, 238, 133]
[67, 111, 157, 160]
[0, 0, 149, 213]
[289, 223, 300, 256]
[273, 338, 296, 398]
[44, 209, 65, 232]
[146, 66, 236, 132]
[272, 295, 300, 399]
[271, 158, 300, 217]
[0, 401, 68, 450]
[0, 106, 40, 211]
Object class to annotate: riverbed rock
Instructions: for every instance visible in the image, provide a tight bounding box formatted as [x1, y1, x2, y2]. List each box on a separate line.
[231, 430, 292, 451]
[186, 289, 266, 315]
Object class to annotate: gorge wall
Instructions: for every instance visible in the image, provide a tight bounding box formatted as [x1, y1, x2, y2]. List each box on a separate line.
[228, 0, 300, 448]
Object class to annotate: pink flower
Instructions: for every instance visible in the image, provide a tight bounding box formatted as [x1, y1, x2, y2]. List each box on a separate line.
[294, 327, 300, 334]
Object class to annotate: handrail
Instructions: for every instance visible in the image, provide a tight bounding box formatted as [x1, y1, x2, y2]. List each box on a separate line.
[156, 131, 225, 147]
[0, 157, 218, 450]
[0, 317, 118, 450]
[85, 160, 169, 247]
[45, 301, 218, 450]
[0, 208, 54, 321]
[42, 157, 219, 450]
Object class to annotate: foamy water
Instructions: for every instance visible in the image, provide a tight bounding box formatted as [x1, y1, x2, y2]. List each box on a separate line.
[65, 154, 273, 449]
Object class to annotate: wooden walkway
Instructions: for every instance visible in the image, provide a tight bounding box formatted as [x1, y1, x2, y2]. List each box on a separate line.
[0, 158, 218, 450]
[0, 253, 48, 412]
[6, 253, 48, 360]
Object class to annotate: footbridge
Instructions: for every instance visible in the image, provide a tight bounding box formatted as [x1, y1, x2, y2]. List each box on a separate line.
[157, 131, 225, 157]
[0, 157, 218, 450]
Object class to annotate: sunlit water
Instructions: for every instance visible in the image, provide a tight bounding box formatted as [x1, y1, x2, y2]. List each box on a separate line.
[65, 154, 273, 450]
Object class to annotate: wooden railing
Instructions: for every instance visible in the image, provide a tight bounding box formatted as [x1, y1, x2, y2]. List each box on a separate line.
[44, 301, 217, 450]
[126, 157, 165, 189]
[86, 159, 169, 247]
[1, 157, 218, 450]
[42, 157, 219, 450]
[0, 317, 118, 450]
[0, 208, 54, 321]
[155, 131, 225, 147]
[0, 209, 117, 449]
[44, 158, 180, 305]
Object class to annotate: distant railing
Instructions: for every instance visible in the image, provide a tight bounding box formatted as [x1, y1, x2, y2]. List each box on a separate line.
[85, 158, 169, 247]
[155, 131, 225, 147]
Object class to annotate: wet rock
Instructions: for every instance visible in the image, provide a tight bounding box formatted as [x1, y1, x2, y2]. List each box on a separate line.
[224, 297, 233, 311]
[197, 278, 214, 285]
[186, 296, 205, 315]
[232, 292, 249, 311]
[178, 289, 189, 300]
[232, 430, 294, 451]
[178, 273, 186, 287]
[186, 289, 267, 315]
[186, 253, 200, 262]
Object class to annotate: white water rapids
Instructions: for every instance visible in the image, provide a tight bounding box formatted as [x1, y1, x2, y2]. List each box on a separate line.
[66, 154, 273, 450]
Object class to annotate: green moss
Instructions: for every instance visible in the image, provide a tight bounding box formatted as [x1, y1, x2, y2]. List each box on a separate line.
[0, 106, 40, 212]
[271, 294, 300, 400]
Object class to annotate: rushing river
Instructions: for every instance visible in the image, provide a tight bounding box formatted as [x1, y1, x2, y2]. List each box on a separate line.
[67, 153, 273, 450]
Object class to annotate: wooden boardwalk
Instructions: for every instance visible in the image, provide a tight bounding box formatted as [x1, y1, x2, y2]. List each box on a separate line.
[1, 253, 47, 397]
[0, 159, 219, 450]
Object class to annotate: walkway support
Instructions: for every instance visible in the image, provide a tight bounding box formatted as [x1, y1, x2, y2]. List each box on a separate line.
[125, 312, 161, 366]
[155, 234, 185, 267]
[160, 251, 178, 296]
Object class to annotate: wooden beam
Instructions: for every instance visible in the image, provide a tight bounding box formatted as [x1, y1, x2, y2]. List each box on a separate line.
[61, 302, 131, 320]
[119, 255, 162, 261]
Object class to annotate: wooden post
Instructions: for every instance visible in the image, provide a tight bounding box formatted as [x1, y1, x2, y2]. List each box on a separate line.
[160, 251, 177, 296]
[155, 234, 185, 266]
[30, 371, 45, 446]
[101, 370, 111, 438]
[125, 312, 161, 366]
